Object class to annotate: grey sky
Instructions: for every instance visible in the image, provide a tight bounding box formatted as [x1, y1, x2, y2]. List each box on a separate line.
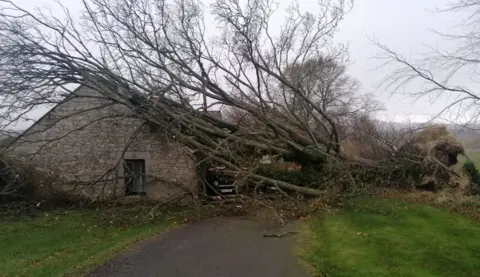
[10, 0, 465, 129]
[334, 0, 461, 122]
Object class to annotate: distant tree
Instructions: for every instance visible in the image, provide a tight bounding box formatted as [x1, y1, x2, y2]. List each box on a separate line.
[281, 54, 381, 141]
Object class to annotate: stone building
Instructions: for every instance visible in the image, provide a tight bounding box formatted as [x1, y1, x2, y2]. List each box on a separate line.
[7, 83, 197, 201]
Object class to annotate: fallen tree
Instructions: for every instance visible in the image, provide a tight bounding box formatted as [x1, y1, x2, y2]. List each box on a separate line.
[0, 0, 471, 198]
[0, 0, 365, 196]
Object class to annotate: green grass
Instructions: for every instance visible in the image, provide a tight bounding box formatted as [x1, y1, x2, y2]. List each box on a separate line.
[0, 209, 173, 277]
[301, 197, 480, 277]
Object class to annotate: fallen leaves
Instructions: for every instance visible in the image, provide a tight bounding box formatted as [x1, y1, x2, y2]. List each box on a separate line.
[357, 232, 368, 238]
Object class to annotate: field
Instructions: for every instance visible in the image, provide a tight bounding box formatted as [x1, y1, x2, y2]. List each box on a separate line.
[300, 197, 480, 277]
[0, 209, 173, 277]
[466, 150, 480, 167]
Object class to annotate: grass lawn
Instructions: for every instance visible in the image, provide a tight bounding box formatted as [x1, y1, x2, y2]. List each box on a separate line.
[0, 208, 174, 277]
[300, 197, 480, 277]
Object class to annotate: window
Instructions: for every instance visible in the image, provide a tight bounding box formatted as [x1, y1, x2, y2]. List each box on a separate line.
[124, 159, 146, 195]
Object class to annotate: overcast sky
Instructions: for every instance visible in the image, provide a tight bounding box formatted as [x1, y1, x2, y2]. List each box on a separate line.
[334, 0, 463, 122]
[10, 0, 468, 128]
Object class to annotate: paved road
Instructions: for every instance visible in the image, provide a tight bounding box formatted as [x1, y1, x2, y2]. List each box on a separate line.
[87, 218, 309, 277]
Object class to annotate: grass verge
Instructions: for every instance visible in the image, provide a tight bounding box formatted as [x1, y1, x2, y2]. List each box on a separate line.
[378, 190, 480, 220]
[299, 197, 480, 277]
[0, 208, 176, 277]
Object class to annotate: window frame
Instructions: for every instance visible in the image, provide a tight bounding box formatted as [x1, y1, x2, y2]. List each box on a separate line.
[123, 159, 147, 196]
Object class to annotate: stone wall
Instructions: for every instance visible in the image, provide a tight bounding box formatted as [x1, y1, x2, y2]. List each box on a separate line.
[7, 85, 197, 201]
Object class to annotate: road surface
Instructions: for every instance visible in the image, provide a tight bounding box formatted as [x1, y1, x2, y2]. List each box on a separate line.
[86, 218, 309, 277]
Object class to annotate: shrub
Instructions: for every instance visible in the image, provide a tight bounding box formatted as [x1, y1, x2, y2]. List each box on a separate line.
[0, 155, 53, 204]
[463, 160, 480, 195]
[256, 163, 324, 188]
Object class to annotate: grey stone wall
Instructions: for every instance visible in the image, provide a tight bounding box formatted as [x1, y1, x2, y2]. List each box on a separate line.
[7, 85, 197, 200]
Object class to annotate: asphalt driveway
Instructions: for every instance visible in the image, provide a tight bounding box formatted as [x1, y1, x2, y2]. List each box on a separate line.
[86, 218, 309, 277]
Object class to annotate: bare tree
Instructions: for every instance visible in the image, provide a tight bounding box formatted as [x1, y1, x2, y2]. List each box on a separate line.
[0, 0, 358, 196]
[374, 0, 480, 126]
[281, 52, 380, 140]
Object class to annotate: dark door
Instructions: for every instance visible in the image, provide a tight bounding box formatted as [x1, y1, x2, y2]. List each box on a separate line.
[124, 159, 146, 195]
